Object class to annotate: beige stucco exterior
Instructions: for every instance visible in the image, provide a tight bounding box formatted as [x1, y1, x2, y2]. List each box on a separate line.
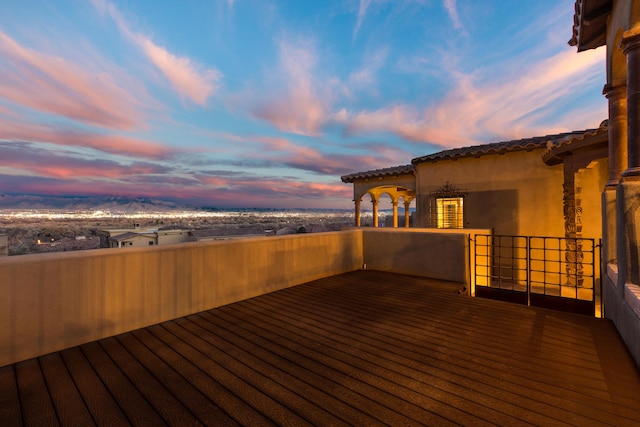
[418, 150, 608, 238]
[345, 144, 608, 241]
[418, 150, 560, 236]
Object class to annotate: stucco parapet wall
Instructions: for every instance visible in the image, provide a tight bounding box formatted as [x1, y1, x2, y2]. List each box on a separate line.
[360, 228, 491, 284]
[0, 230, 364, 366]
[411, 130, 593, 165]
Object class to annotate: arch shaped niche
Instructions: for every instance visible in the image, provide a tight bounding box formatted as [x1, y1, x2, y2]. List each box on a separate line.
[355, 185, 416, 228]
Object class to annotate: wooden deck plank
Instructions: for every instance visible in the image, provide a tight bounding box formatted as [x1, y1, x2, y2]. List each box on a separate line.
[14, 359, 59, 426]
[138, 325, 275, 425]
[80, 341, 166, 426]
[115, 332, 238, 426]
[228, 290, 562, 426]
[157, 320, 315, 426]
[203, 307, 510, 426]
[195, 310, 427, 426]
[0, 365, 22, 426]
[167, 317, 347, 425]
[288, 275, 632, 396]
[98, 336, 201, 426]
[189, 312, 388, 426]
[39, 353, 95, 427]
[342, 276, 640, 417]
[245, 273, 640, 426]
[2, 270, 640, 426]
[58, 347, 129, 427]
[306, 274, 605, 374]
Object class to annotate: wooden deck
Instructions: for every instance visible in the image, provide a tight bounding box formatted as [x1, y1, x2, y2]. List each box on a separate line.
[2, 270, 640, 426]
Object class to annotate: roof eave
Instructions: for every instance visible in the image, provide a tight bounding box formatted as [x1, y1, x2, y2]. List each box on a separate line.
[569, 0, 611, 52]
[340, 165, 415, 183]
[542, 123, 609, 165]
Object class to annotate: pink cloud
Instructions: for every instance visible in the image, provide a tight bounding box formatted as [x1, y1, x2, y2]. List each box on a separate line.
[339, 47, 606, 147]
[347, 47, 389, 93]
[0, 118, 177, 160]
[443, 0, 463, 30]
[248, 136, 396, 175]
[95, 0, 222, 106]
[0, 141, 172, 179]
[138, 38, 222, 106]
[253, 39, 331, 136]
[0, 31, 148, 130]
[354, 0, 374, 37]
[226, 177, 351, 200]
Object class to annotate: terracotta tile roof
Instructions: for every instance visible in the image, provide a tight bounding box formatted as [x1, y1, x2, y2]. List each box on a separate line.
[543, 120, 608, 165]
[568, 0, 611, 52]
[342, 127, 602, 182]
[411, 130, 594, 165]
[340, 164, 414, 183]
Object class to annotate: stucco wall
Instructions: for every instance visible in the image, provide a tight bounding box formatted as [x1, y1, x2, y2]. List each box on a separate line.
[157, 231, 194, 245]
[414, 149, 606, 239]
[362, 228, 490, 284]
[0, 230, 363, 366]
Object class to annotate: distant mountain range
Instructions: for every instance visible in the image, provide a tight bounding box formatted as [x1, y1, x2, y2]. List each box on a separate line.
[0, 194, 184, 212]
[0, 194, 350, 213]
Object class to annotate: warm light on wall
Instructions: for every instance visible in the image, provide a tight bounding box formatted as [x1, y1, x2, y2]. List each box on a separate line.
[436, 197, 464, 229]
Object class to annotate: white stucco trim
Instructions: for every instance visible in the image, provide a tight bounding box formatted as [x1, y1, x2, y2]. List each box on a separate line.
[625, 283, 640, 318]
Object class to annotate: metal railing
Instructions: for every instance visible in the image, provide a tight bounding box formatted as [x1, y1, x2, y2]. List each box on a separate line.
[474, 234, 600, 315]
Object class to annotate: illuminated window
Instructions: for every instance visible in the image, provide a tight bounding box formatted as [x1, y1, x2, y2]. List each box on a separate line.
[429, 182, 467, 229]
[436, 197, 464, 228]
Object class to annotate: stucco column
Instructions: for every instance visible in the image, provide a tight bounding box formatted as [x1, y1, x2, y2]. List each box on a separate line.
[392, 200, 399, 227]
[602, 82, 627, 267]
[372, 199, 379, 228]
[604, 82, 628, 185]
[354, 198, 361, 227]
[622, 30, 640, 177]
[615, 30, 640, 289]
[404, 199, 411, 228]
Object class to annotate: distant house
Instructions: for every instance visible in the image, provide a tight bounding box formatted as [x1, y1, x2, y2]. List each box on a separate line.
[0, 234, 7, 256]
[103, 225, 195, 248]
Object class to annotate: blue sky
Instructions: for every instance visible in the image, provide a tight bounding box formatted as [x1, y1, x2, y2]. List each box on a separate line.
[0, 0, 606, 209]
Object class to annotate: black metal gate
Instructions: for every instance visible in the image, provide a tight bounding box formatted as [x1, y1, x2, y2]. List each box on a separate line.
[473, 235, 600, 316]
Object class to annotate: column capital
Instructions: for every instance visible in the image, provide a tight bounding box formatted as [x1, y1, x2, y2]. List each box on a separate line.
[622, 27, 640, 55]
[603, 80, 627, 97]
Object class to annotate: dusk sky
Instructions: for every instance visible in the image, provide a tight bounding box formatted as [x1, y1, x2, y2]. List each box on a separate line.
[0, 0, 606, 209]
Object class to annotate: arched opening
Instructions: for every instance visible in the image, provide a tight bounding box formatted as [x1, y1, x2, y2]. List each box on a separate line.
[355, 186, 416, 228]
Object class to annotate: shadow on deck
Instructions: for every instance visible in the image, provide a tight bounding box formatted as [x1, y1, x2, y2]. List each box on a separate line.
[2, 270, 640, 426]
